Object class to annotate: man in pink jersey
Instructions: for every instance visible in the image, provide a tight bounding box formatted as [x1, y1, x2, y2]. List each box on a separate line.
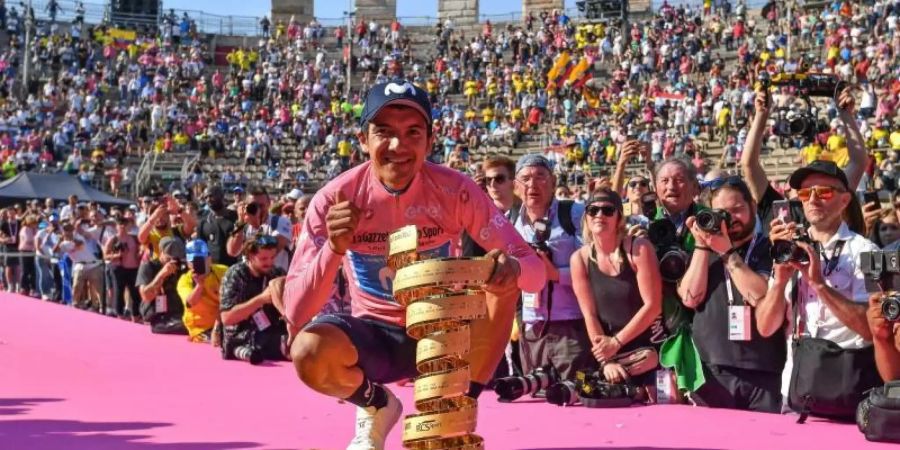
[274, 80, 546, 450]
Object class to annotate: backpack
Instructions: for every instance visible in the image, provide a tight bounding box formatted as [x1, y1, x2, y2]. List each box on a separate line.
[508, 199, 577, 237]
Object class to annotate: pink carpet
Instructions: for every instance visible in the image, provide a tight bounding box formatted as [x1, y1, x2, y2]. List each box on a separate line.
[0, 294, 893, 450]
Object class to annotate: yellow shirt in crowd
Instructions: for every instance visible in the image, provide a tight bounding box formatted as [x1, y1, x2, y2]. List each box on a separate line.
[177, 264, 228, 341]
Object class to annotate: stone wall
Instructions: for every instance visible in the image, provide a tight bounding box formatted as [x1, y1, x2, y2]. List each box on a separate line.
[354, 0, 398, 23]
[522, 0, 564, 17]
[438, 0, 479, 25]
[270, 0, 314, 25]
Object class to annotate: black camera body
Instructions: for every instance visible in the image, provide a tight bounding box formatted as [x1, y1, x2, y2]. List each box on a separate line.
[245, 202, 259, 216]
[647, 219, 688, 282]
[860, 250, 900, 322]
[546, 369, 645, 407]
[640, 192, 658, 219]
[772, 107, 827, 141]
[770, 224, 813, 265]
[530, 218, 552, 256]
[695, 208, 732, 234]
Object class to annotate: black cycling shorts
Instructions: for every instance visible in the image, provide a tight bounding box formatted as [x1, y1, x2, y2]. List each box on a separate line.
[304, 314, 419, 383]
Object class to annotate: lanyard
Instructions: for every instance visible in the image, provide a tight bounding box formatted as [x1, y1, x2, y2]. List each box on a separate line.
[724, 233, 759, 306]
[818, 240, 845, 277]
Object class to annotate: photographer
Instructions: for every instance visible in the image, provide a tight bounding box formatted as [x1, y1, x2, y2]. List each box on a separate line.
[868, 294, 900, 381]
[137, 194, 196, 262]
[219, 235, 288, 365]
[741, 87, 867, 233]
[136, 237, 188, 335]
[677, 177, 786, 413]
[571, 189, 662, 387]
[54, 221, 102, 310]
[226, 185, 292, 272]
[513, 154, 591, 380]
[765, 161, 880, 410]
[177, 239, 227, 343]
[103, 216, 141, 320]
[196, 185, 238, 266]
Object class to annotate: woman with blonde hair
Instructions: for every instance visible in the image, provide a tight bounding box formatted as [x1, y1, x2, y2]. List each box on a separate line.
[570, 188, 663, 392]
[18, 215, 38, 296]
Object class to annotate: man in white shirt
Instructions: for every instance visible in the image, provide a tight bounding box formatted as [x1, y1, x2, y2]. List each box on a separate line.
[763, 161, 878, 400]
[54, 222, 103, 311]
[226, 185, 293, 272]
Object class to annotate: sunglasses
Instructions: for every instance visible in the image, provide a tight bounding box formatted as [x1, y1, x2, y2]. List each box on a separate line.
[628, 179, 648, 189]
[704, 176, 745, 192]
[255, 235, 278, 247]
[797, 185, 844, 201]
[485, 174, 508, 185]
[586, 204, 618, 218]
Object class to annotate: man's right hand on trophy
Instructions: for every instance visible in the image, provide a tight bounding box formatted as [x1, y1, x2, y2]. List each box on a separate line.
[326, 190, 360, 255]
[482, 248, 521, 297]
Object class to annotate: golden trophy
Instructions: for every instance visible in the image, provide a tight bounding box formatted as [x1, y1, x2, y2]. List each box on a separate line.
[388, 225, 492, 450]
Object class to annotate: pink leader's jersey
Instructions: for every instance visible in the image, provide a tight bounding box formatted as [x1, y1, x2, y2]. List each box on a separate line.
[283, 160, 546, 327]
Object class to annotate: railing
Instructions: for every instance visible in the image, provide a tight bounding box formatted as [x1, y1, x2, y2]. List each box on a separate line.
[17, 0, 262, 37]
[133, 150, 157, 198]
[181, 151, 201, 184]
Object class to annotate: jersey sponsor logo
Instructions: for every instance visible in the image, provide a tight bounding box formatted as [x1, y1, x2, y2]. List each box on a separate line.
[352, 226, 444, 244]
[348, 241, 451, 302]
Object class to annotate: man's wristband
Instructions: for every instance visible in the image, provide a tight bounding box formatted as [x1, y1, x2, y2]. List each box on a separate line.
[695, 245, 713, 252]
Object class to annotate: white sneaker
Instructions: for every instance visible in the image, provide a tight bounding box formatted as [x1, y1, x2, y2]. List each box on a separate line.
[346, 386, 402, 450]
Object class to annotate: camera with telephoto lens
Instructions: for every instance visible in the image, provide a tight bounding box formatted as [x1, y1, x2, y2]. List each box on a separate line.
[695, 208, 732, 234]
[770, 224, 813, 265]
[245, 202, 259, 216]
[223, 339, 263, 365]
[647, 219, 688, 282]
[546, 379, 579, 406]
[859, 250, 900, 322]
[495, 364, 560, 402]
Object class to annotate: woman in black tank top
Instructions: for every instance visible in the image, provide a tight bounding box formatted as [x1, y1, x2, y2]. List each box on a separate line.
[570, 188, 663, 386]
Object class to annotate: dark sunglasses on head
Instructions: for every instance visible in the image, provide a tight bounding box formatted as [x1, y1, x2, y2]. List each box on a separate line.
[485, 174, 508, 185]
[628, 179, 648, 189]
[704, 175, 745, 192]
[255, 235, 278, 247]
[586, 204, 618, 217]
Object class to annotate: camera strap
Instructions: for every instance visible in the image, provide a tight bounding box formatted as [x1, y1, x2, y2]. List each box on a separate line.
[723, 233, 760, 307]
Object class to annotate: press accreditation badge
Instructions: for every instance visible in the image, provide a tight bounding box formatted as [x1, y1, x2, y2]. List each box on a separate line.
[522, 291, 540, 309]
[155, 295, 167, 313]
[728, 305, 752, 341]
[252, 310, 271, 331]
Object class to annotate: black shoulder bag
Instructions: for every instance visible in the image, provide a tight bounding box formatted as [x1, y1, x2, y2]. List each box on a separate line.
[787, 241, 881, 423]
[857, 381, 900, 443]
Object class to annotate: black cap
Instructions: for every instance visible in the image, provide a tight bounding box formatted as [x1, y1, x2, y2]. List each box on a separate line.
[587, 189, 624, 213]
[788, 160, 849, 190]
[359, 79, 432, 128]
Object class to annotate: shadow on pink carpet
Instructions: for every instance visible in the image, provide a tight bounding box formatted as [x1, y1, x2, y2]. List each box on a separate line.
[0, 294, 892, 450]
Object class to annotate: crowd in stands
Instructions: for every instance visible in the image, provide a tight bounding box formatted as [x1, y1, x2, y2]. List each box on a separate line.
[3, 1, 900, 444]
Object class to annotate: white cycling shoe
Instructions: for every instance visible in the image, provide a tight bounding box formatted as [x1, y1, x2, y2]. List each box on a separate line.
[346, 386, 402, 450]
